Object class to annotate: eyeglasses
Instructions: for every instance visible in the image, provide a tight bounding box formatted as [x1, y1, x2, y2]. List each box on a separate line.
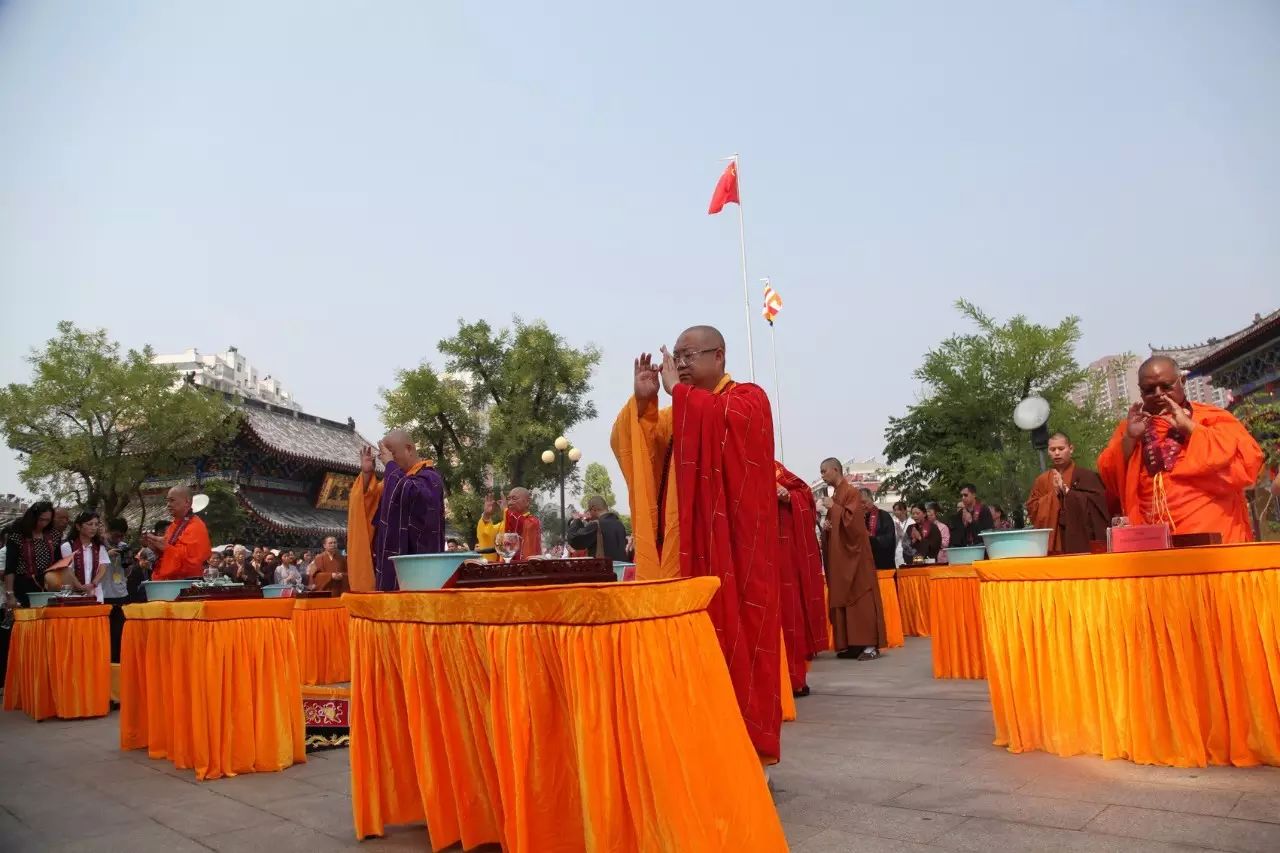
[672, 348, 719, 367]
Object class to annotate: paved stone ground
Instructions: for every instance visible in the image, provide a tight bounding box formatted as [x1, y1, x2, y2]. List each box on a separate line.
[2, 637, 1278, 851]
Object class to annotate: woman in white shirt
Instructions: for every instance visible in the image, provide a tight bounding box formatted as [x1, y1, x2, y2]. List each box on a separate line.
[60, 511, 111, 603]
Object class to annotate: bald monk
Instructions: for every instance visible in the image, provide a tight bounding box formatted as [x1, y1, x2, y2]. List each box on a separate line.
[309, 536, 348, 593]
[819, 458, 886, 660]
[349, 430, 446, 590]
[142, 486, 212, 580]
[475, 488, 543, 561]
[1026, 432, 1110, 554]
[612, 325, 781, 763]
[1098, 356, 1263, 543]
[776, 462, 828, 698]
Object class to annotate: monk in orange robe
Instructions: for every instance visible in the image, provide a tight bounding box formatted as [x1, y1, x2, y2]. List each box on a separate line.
[347, 455, 380, 592]
[310, 535, 349, 593]
[1097, 356, 1263, 543]
[143, 486, 212, 580]
[1026, 432, 1110, 554]
[776, 462, 828, 697]
[612, 326, 781, 763]
[819, 459, 886, 660]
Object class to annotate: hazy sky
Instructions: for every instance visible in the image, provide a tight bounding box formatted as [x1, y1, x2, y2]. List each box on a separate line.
[2, 1, 1278, 509]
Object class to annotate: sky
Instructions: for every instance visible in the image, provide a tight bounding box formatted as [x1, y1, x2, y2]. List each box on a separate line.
[1, 1, 1278, 509]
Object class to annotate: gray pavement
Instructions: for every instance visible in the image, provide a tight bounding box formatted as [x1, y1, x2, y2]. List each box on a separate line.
[2, 637, 1278, 851]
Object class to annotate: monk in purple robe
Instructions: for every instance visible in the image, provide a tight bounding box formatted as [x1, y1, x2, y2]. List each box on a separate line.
[353, 429, 446, 591]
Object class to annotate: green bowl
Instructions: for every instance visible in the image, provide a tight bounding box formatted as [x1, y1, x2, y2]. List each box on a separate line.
[141, 579, 196, 601]
[26, 592, 57, 608]
[391, 552, 481, 590]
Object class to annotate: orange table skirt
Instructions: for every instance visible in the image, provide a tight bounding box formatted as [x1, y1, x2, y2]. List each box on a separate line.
[897, 567, 931, 636]
[979, 543, 1280, 768]
[293, 597, 350, 685]
[928, 568, 985, 680]
[119, 599, 305, 780]
[877, 570, 905, 649]
[3, 605, 110, 721]
[344, 578, 786, 852]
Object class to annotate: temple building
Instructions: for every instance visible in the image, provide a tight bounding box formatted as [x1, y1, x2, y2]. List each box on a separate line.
[1184, 309, 1280, 404]
[126, 397, 376, 548]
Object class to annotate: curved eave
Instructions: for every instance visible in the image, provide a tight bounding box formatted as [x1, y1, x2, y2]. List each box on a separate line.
[235, 493, 347, 537]
[239, 420, 364, 475]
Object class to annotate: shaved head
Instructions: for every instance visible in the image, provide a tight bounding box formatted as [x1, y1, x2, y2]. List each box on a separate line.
[507, 486, 532, 513]
[1139, 355, 1179, 375]
[382, 428, 420, 469]
[673, 325, 728, 391]
[166, 485, 193, 519]
[1138, 355, 1187, 411]
[820, 457, 843, 487]
[680, 325, 726, 349]
[586, 495, 608, 512]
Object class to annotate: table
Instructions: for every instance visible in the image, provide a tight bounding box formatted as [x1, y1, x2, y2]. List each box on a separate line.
[877, 570, 905, 649]
[3, 605, 110, 720]
[345, 577, 787, 852]
[119, 598, 305, 780]
[979, 543, 1280, 768]
[292, 597, 349, 685]
[897, 567, 932, 636]
[928, 567, 985, 679]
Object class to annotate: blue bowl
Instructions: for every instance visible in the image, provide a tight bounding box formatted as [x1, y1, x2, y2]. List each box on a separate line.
[612, 561, 635, 581]
[946, 545, 986, 565]
[980, 529, 1052, 559]
[391, 552, 481, 590]
[141, 579, 196, 601]
[26, 592, 57, 608]
[261, 584, 291, 599]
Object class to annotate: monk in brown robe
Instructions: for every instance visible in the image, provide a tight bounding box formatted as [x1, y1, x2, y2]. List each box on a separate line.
[310, 535, 349, 593]
[819, 458, 886, 660]
[1026, 432, 1110, 554]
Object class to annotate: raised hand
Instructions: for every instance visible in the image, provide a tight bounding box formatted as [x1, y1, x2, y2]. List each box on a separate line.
[482, 494, 497, 520]
[1158, 392, 1196, 434]
[1125, 402, 1149, 439]
[360, 445, 375, 475]
[658, 346, 679, 394]
[634, 353, 660, 402]
[377, 441, 393, 465]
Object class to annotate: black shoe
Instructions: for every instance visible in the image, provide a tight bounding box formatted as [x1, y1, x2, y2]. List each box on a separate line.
[793, 685, 810, 698]
[835, 648, 859, 659]
[857, 649, 881, 661]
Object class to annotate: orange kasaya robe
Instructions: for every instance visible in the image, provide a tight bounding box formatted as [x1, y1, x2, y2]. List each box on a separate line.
[152, 514, 212, 580]
[776, 463, 829, 691]
[612, 374, 782, 762]
[1097, 402, 1263, 544]
[346, 472, 380, 592]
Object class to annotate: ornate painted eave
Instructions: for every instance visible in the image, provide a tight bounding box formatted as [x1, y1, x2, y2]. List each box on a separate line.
[1185, 308, 1280, 377]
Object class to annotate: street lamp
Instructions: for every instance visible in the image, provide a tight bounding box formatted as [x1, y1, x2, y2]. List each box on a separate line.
[1013, 395, 1052, 471]
[542, 436, 581, 555]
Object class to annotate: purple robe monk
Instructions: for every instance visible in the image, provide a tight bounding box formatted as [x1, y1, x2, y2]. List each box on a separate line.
[355, 429, 446, 591]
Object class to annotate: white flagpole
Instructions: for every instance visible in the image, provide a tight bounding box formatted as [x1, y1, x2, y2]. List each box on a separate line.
[726, 153, 756, 383]
[770, 320, 784, 463]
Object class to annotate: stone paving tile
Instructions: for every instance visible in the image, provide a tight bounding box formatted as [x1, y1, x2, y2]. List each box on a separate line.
[829, 802, 969, 844]
[52, 819, 216, 853]
[935, 816, 1217, 852]
[1086, 804, 1280, 853]
[891, 784, 1107, 830]
[262, 790, 360, 842]
[202, 769, 329, 808]
[1229, 793, 1280, 825]
[203, 817, 355, 852]
[793, 827, 953, 852]
[146, 792, 282, 838]
[1020, 774, 1243, 817]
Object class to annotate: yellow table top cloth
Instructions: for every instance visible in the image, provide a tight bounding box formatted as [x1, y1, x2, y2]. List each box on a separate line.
[928, 568, 985, 679]
[979, 543, 1280, 767]
[344, 577, 786, 852]
[119, 597, 305, 780]
[3, 604, 110, 721]
[896, 567, 932, 637]
[291, 597, 350, 685]
[877, 570, 905, 649]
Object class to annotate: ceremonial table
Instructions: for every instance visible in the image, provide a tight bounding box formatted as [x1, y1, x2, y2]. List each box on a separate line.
[877, 570, 905, 649]
[896, 566, 932, 636]
[979, 543, 1280, 768]
[292, 596, 349, 685]
[119, 598, 306, 780]
[345, 577, 787, 852]
[3, 604, 110, 721]
[928, 567, 985, 679]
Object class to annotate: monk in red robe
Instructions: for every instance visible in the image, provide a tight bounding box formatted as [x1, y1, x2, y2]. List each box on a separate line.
[776, 462, 828, 697]
[476, 489, 543, 560]
[143, 486, 211, 580]
[612, 326, 781, 764]
[1097, 356, 1263, 543]
[1026, 432, 1110, 554]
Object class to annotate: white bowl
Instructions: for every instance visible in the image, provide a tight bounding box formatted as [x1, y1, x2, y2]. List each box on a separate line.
[391, 552, 481, 590]
[141, 579, 197, 601]
[946, 545, 987, 565]
[980, 529, 1052, 559]
[26, 592, 57, 608]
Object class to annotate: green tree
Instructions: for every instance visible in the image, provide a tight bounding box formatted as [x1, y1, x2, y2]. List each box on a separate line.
[580, 462, 617, 509]
[382, 317, 600, 535]
[0, 322, 237, 519]
[1232, 395, 1280, 541]
[200, 479, 248, 545]
[881, 301, 1118, 520]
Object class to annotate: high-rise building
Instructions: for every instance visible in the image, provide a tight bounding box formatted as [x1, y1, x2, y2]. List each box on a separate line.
[1069, 354, 1140, 410]
[151, 347, 302, 412]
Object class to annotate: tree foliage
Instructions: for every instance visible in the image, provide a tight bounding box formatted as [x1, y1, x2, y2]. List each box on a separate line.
[1232, 394, 1280, 540]
[0, 322, 237, 519]
[580, 462, 617, 510]
[200, 479, 248, 546]
[381, 317, 600, 535]
[881, 302, 1119, 519]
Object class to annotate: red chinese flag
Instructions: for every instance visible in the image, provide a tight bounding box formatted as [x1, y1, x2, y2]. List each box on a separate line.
[707, 161, 739, 214]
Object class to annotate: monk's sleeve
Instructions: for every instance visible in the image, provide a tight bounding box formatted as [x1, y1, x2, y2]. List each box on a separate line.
[346, 473, 383, 592]
[1025, 473, 1055, 529]
[1177, 416, 1265, 493]
[476, 517, 503, 560]
[180, 522, 212, 576]
[611, 395, 672, 574]
[1095, 421, 1131, 499]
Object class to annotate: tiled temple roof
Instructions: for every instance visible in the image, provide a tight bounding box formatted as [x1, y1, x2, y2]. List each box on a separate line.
[238, 491, 347, 536]
[239, 403, 377, 474]
[1184, 308, 1280, 377]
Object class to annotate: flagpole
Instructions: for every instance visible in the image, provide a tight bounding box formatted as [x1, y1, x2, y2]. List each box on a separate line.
[770, 320, 784, 463]
[728, 154, 757, 383]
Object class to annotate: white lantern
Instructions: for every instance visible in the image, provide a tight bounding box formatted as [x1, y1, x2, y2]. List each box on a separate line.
[554, 436, 569, 451]
[541, 450, 556, 464]
[567, 447, 582, 463]
[1013, 396, 1051, 431]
